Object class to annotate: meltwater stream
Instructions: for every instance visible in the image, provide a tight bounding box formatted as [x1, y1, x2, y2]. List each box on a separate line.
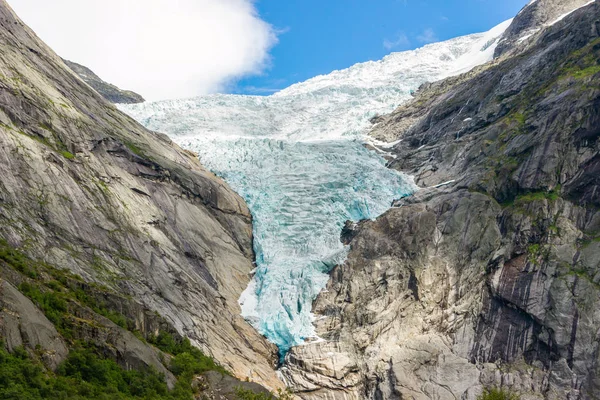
[120, 20, 510, 356]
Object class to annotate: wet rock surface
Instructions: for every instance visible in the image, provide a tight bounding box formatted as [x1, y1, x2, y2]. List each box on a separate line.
[284, 2, 600, 399]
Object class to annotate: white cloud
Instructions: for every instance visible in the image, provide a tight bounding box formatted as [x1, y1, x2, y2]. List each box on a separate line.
[417, 28, 438, 44]
[8, 0, 278, 100]
[383, 33, 410, 50]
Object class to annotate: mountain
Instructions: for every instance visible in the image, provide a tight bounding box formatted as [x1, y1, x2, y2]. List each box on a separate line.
[1, 0, 598, 398]
[281, 2, 600, 399]
[63, 59, 145, 104]
[119, 19, 512, 358]
[495, 0, 595, 57]
[0, 0, 283, 397]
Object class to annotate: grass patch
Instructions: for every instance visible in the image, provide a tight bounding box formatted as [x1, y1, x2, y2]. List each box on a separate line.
[502, 187, 561, 208]
[478, 388, 519, 400]
[236, 387, 293, 400]
[568, 65, 600, 79]
[578, 235, 600, 250]
[235, 387, 277, 400]
[0, 239, 39, 278]
[517, 190, 560, 203]
[527, 244, 549, 266]
[506, 112, 526, 126]
[124, 141, 145, 157]
[61, 150, 75, 160]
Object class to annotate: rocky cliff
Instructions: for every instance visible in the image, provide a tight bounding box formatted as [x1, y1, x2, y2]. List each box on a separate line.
[495, 0, 594, 57]
[0, 0, 282, 394]
[63, 59, 145, 104]
[283, 2, 600, 399]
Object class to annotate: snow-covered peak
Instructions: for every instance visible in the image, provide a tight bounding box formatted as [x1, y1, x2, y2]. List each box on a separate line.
[446, 19, 512, 76]
[275, 19, 511, 99]
[124, 20, 510, 144]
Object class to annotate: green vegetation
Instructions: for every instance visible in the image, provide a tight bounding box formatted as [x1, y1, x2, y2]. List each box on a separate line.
[0, 323, 245, 400]
[124, 140, 145, 158]
[61, 150, 75, 160]
[478, 388, 519, 400]
[235, 387, 293, 400]
[145, 331, 235, 399]
[149, 331, 229, 378]
[559, 38, 600, 81]
[527, 244, 550, 266]
[499, 111, 529, 140]
[0, 239, 131, 338]
[0, 240, 282, 399]
[568, 65, 600, 79]
[515, 189, 560, 203]
[4, 119, 78, 163]
[0, 340, 285, 400]
[236, 387, 278, 400]
[563, 265, 600, 290]
[0, 343, 180, 400]
[506, 112, 526, 126]
[1, 242, 132, 334]
[18, 282, 70, 334]
[502, 187, 561, 209]
[2, 122, 53, 150]
[0, 239, 39, 278]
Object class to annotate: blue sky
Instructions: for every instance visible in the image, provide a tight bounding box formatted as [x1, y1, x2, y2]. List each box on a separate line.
[234, 0, 529, 95]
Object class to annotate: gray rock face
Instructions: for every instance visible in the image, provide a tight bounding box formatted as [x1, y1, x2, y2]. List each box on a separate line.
[495, 0, 594, 58]
[64, 298, 178, 388]
[63, 59, 145, 104]
[194, 371, 276, 399]
[0, 280, 69, 370]
[284, 2, 600, 399]
[0, 0, 281, 390]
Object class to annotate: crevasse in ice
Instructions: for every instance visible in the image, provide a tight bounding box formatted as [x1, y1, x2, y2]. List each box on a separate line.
[119, 19, 511, 356]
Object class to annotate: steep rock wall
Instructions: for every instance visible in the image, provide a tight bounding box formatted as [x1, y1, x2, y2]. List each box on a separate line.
[0, 0, 281, 389]
[283, 3, 600, 399]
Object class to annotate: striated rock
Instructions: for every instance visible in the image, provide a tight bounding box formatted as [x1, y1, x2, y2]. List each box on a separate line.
[495, 0, 595, 58]
[63, 59, 145, 104]
[65, 299, 177, 388]
[285, 2, 600, 399]
[193, 370, 275, 400]
[0, 279, 68, 370]
[0, 0, 281, 390]
[283, 192, 502, 399]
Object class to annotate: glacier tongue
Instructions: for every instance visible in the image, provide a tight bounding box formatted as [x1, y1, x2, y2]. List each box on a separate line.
[120, 20, 510, 356]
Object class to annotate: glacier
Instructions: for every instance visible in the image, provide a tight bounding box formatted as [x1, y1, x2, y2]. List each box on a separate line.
[120, 19, 511, 356]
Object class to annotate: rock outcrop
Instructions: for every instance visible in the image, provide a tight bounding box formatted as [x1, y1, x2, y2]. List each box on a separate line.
[0, 279, 69, 370]
[0, 0, 281, 391]
[63, 59, 145, 104]
[494, 0, 594, 58]
[283, 2, 600, 399]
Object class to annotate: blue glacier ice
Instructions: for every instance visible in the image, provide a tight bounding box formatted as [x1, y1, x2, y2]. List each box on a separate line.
[119, 19, 511, 356]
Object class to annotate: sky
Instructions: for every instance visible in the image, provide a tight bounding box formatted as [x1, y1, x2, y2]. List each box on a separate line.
[9, 0, 529, 101]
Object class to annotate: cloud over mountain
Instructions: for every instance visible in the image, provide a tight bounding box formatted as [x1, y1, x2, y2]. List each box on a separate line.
[10, 0, 278, 100]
